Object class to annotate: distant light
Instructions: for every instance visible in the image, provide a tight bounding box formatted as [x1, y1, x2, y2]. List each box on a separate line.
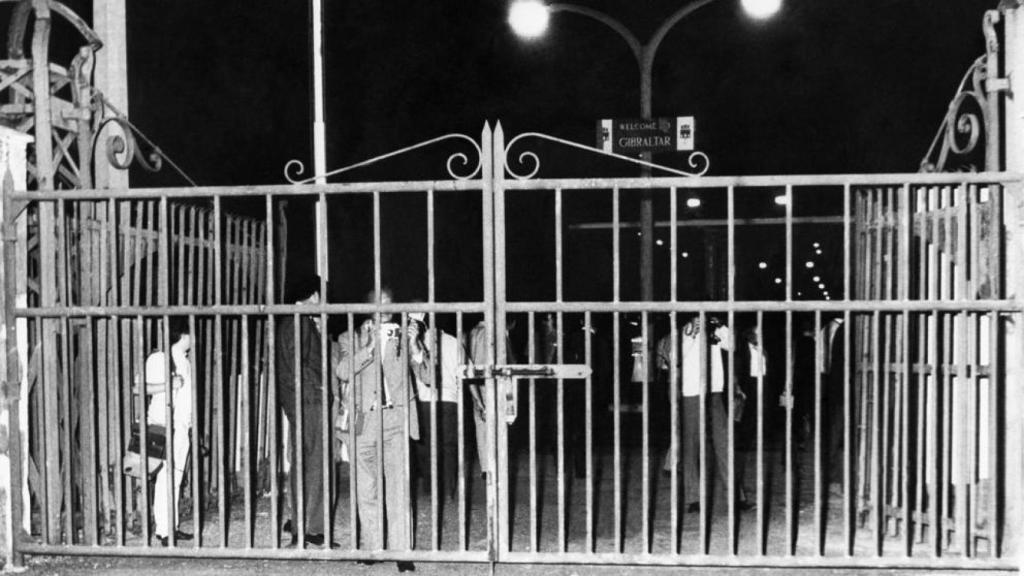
[797, 291, 802, 297]
[741, 0, 782, 20]
[758, 261, 767, 269]
[812, 275, 820, 282]
[825, 295, 831, 300]
[508, 0, 550, 39]
[774, 277, 782, 285]
[686, 197, 701, 209]
[774, 194, 788, 206]
[818, 283, 825, 289]
[681, 251, 690, 258]
[637, 231, 642, 237]
[656, 239, 664, 246]
[805, 261, 815, 269]
[813, 242, 820, 249]
[815, 249, 822, 255]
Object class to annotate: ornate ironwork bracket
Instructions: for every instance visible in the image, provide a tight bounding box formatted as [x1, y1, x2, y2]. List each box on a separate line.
[283, 133, 483, 184]
[920, 56, 990, 173]
[503, 131, 710, 180]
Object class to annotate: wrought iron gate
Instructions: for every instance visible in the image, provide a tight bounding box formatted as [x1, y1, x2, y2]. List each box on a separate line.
[1, 123, 1021, 571]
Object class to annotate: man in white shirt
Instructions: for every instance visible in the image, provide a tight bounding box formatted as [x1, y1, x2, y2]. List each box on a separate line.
[143, 319, 194, 545]
[408, 313, 465, 500]
[658, 315, 752, 512]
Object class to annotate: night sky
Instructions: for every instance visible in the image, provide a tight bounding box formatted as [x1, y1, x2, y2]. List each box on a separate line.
[35, 0, 1000, 304]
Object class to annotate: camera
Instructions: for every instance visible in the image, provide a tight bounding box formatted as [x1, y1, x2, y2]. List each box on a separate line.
[706, 316, 723, 345]
[380, 322, 400, 341]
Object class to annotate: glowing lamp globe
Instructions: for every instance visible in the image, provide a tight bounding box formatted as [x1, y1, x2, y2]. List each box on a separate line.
[509, 1, 550, 40]
[741, 0, 782, 20]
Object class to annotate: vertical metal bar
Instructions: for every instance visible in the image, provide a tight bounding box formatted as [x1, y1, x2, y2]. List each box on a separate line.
[931, 306, 941, 557]
[400, 314, 412, 552]
[955, 184, 969, 556]
[427, 187, 439, 552]
[242, 315, 253, 548]
[843, 184, 853, 555]
[881, 189, 894, 540]
[188, 314, 201, 548]
[756, 311, 765, 555]
[82, 317, 98, 546]
[726, 185, 736, 555]
[670, 186, 679, 554]
[915, 186, 928, 546]
[214, 197, 227, 548]
[455, 312, 465, 552]
[785, 307, 794, 555]
[317, 192, 331, 548]
[109, 198, 125, 547]
[293, 311, 305, 549]
[899, 184, 912, 557]
[612, 186, 622, 552]
[57, 202, 73, 545]
[161, 314, 175, 548]
[347, 314, 359, 551]
[814, 311, 823, 555]
[642, 310, 651, 553]
[372, 190, 384, 550]
[941, 187, 954, 554]
[555, 188, 566, 553]
[584, 310, 594, 553]
[784, 185, 794, 555]
[987, 309, 999, 556]
[265, 196, 279, 550]
[135, 315, 150, 546]
[489, 123, 504, 558]
[528, 312, 537, 553]
[698, 309, 708, 553]
[872, 309, 883, 556]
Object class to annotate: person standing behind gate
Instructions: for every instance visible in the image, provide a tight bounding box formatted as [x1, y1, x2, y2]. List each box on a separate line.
[144, 318, 194, 546]
[275, 275, 328, 547]
[336, 287, 420, 558]
[409, 312, 465, 501]
[658, 315, 752, 513]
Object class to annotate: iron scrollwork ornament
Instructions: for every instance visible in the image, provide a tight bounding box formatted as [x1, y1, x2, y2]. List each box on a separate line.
[919, 55, 989, 173]
[503, 131, 710, 180]
[92, 102, 164, 174]
[284, 133, 483, 184]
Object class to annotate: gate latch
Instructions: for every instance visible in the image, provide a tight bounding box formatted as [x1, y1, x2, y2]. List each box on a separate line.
[458, 364, 592, 424]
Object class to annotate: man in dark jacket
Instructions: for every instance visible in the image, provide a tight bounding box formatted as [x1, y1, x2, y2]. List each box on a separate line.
[276, 275, 328, 546]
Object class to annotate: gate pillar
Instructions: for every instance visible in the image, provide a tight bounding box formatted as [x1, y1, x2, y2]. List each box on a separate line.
[1000, 7, 1024, 565]
[0, 126, 31, 568]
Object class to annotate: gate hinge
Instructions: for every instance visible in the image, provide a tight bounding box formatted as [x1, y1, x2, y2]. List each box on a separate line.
[986, 77, 1010, 94]
[458, 363, 591, 379]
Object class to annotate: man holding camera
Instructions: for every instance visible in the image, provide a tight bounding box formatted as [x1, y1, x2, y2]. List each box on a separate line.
[657, 315, 752, 513]
[336, 288, 420, 559]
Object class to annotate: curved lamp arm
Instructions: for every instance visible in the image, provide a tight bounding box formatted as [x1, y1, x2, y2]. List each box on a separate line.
[549, 3, 644, 66]
[643, 0, 722, 77]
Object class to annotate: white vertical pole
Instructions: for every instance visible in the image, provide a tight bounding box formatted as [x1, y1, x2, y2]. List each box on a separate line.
[93, 0, 130, 191]
[312, 0, 328, 279]
[1000, 7, 1024, 565]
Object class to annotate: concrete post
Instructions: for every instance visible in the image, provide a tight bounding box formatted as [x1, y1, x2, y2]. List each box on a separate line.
[0, 126, 32, 569]
[999, 7, 1024, 566]
[93, 0, 129, 191]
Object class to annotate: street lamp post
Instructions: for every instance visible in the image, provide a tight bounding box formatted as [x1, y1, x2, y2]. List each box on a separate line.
[510, 0, 780, 306]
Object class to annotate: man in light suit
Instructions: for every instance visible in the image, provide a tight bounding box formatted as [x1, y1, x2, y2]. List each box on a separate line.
[336, 287, 421, 559]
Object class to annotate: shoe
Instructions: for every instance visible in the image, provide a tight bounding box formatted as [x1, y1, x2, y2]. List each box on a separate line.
[155, 530, 194, 546]
[304, 533, 325, 546]
[686, 502, 700, 514]
[397, 561, 416, 573]
[283, 520, 294, 535]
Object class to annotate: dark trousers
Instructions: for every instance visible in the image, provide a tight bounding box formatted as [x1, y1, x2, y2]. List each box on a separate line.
[825, 380, 846, 483]
[281, 397, 325, 535]
[415, 400, 458, 497]
[682, 393, 745, 504]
